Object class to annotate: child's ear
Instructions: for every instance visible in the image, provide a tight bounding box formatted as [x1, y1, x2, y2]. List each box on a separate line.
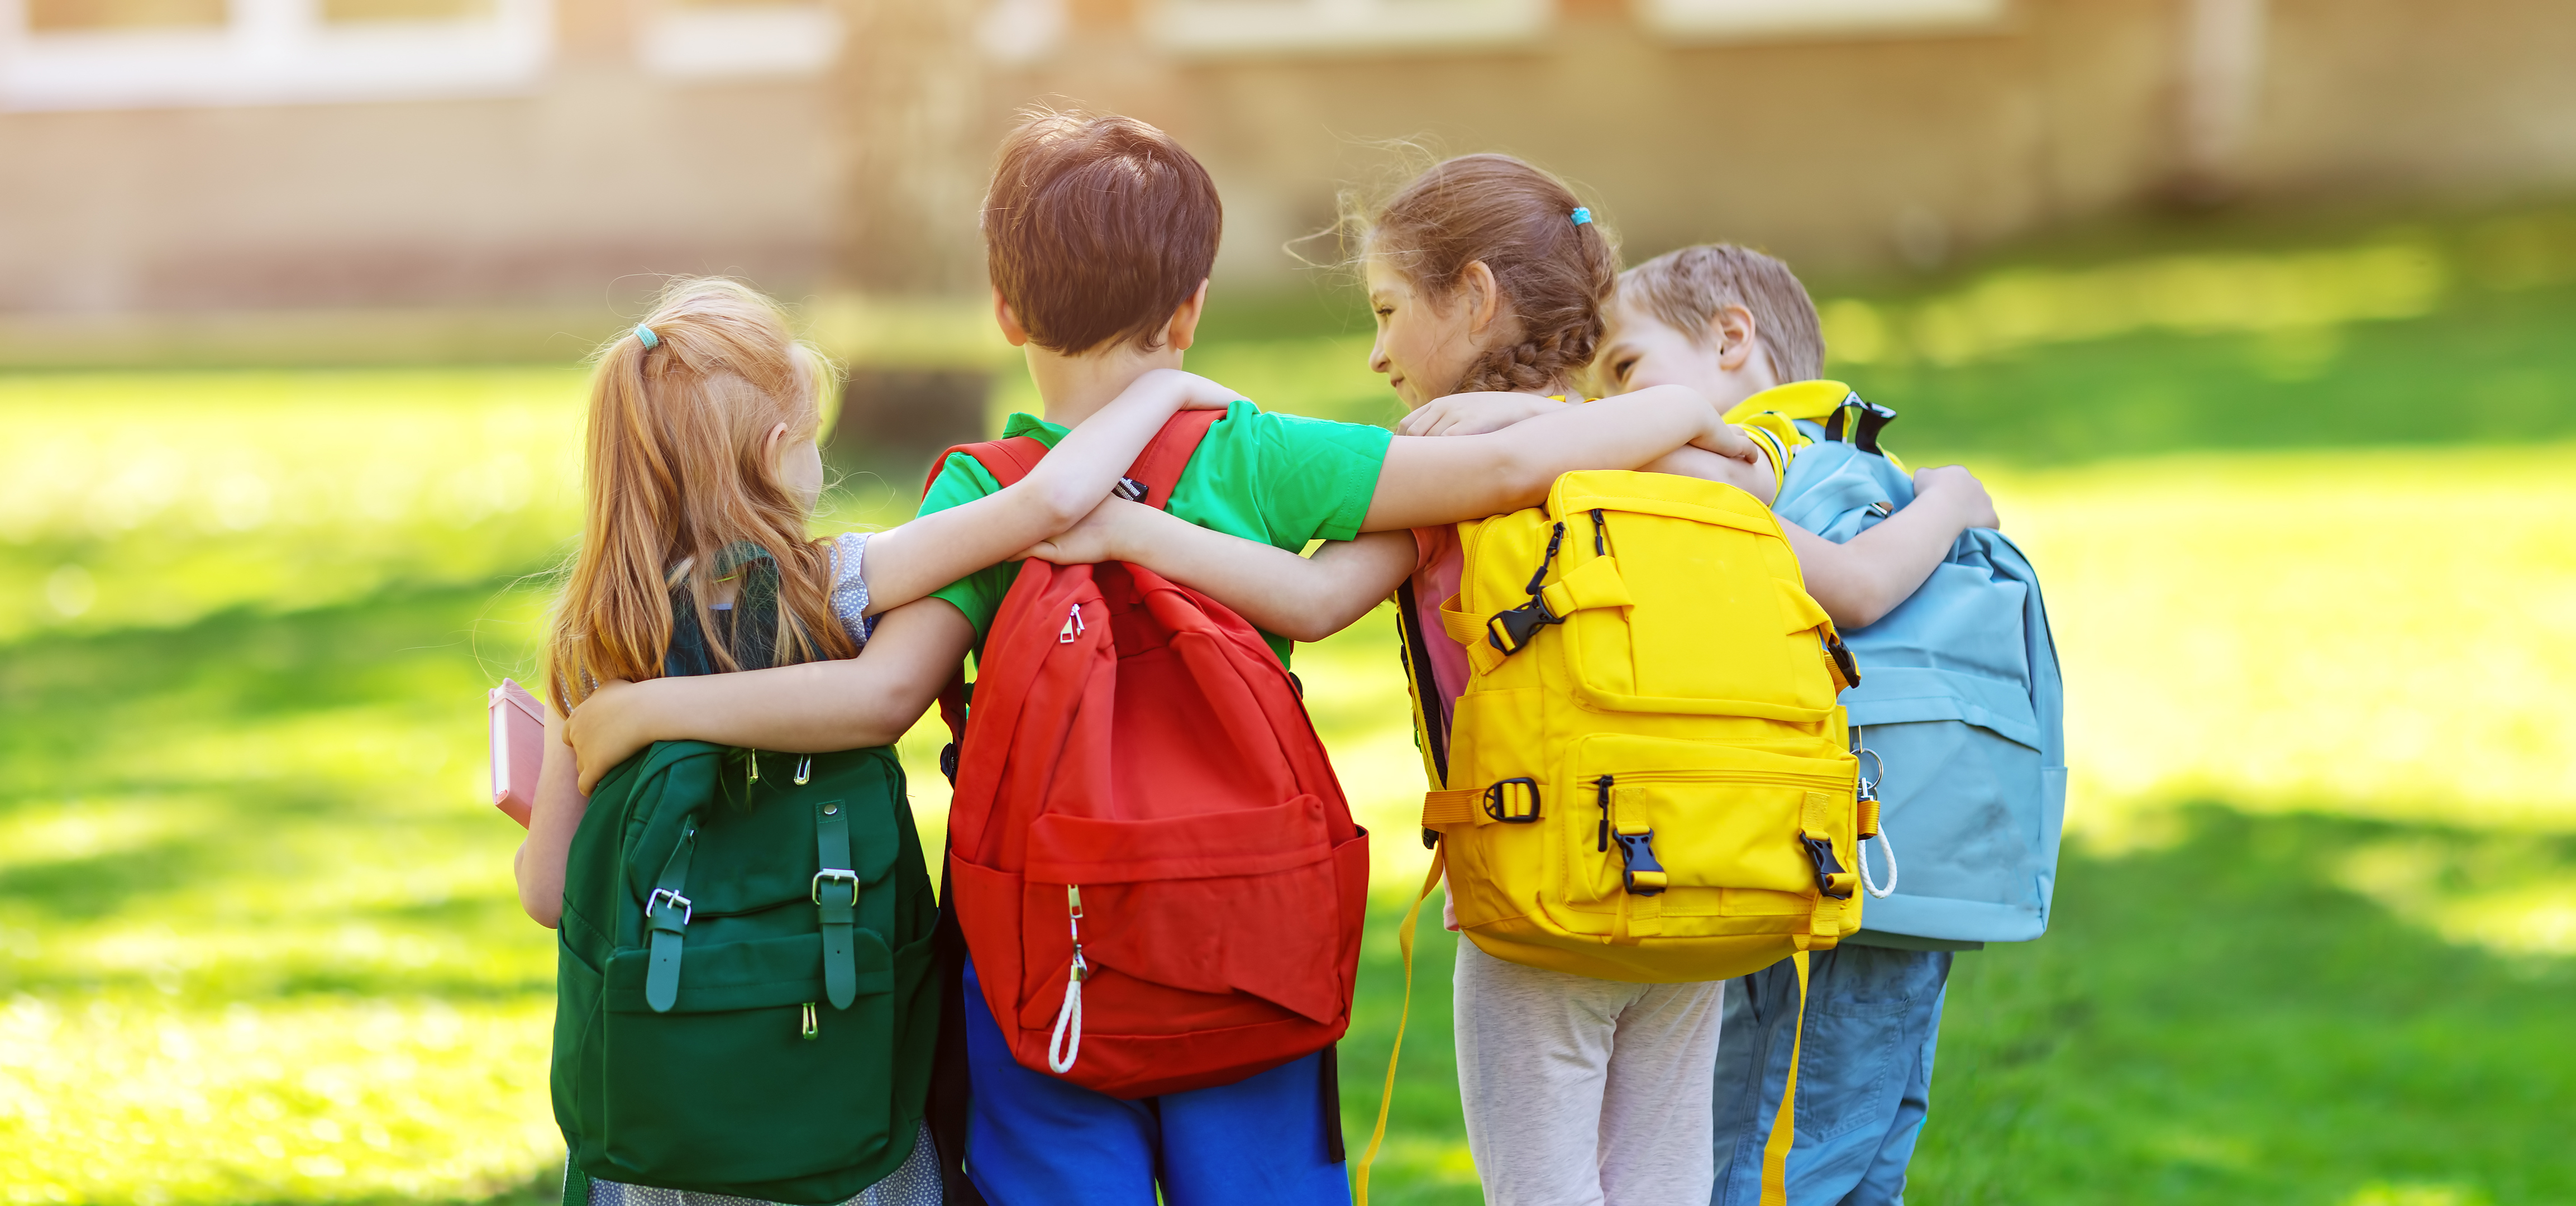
[1708, 304, 1759, 371]
[1459, 261, 1502, 335]
[1166, 279, 1211, 351]
[992, 288, 1031, 347]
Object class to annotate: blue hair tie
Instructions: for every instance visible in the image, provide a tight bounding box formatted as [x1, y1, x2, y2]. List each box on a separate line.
[1571, 207, 1593, 227]
[635, 324, 659, 349]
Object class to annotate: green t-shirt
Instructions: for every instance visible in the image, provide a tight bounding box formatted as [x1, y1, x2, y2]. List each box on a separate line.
[917, 399, 1393, 666]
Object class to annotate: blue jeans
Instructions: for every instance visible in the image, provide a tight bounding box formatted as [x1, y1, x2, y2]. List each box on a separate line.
[959, 962, 1352, 1206]
[1710, 946, 1953, 1206]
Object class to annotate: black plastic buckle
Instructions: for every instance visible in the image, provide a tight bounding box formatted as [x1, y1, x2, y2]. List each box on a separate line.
[1613, 829, 1666, 897]
[1800, 834, 1854, 900]
[1824, 631, 1861, 688]
[1486, 597, 1563, 656]
[1823, 394, 1898, 454]
[1482, 778, 1541, 824]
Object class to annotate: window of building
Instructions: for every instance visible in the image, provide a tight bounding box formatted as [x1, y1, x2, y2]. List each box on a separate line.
[1149, 0, 1550, 57]
[636, 0, 840, 80]
[1638, 0, 2006, 42]
[0, 0, 551, 110]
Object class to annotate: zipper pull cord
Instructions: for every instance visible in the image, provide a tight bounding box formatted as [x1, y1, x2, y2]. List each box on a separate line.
[1048, 885, 1088, 1074]
[1595, 775, 1613, 852]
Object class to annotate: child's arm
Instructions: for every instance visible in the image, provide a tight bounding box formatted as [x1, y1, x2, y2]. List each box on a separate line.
[1359, 385, 1759, 531]
[853, 368, 1235, 614]
[1394, 391, 1571, 437]
[1395, 390, 1782, 503]
[1023, 499, 1419, 642]
[564, 598, 976, 794]
[1788, 465, 1996, 627]
[514, 703, 589, 928]
[1657, 447, 1997, 627]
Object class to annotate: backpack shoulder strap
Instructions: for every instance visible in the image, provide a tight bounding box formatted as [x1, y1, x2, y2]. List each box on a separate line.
[921, 435, 1052, 497]
[1124, 407, 1225, 509]
[923, 406, 1224, 779]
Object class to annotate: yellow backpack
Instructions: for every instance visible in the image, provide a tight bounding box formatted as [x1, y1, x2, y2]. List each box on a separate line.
[1355, 469, 1872, 1206]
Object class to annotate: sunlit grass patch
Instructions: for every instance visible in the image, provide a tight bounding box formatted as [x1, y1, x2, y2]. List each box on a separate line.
[0, 368, 588, 643]
[0, 584, 564, 1203]
[1995, 443, 2576, 843]
[0, 993, 556, 1204]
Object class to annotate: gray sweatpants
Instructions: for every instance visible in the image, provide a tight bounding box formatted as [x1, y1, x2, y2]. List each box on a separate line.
[1453, 938, 1725, 1206]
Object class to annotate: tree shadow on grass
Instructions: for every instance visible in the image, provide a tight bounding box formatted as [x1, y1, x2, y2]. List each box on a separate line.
[1917, 805, 2576, 1206]
[0, 580, 539, 799]
[0, 580, 557, 1002]
[1335, 808, 2576, 1206]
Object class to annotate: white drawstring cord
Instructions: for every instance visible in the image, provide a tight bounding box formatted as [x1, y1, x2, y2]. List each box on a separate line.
[1047, 886, 1087, 1074]
[1859, 826, 1899, 899]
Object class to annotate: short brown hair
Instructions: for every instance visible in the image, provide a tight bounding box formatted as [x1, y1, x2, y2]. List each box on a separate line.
[983, 108, 1222, 356]
[1618, 245, 1825, 383]
[1357, 154, 1618, 394]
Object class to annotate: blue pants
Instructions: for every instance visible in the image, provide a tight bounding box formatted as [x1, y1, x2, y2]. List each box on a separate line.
[1710, 946, 1953, 1206]
[960, 963, 1352, 1206]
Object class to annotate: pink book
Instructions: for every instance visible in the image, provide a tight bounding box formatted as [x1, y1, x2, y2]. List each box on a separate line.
[488, 679, 544, 828]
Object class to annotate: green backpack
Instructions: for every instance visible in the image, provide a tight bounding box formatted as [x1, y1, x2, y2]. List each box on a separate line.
[550, 737, 940, 1203]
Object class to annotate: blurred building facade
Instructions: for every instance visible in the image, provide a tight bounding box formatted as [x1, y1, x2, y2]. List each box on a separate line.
[3, 0, 2574, 326]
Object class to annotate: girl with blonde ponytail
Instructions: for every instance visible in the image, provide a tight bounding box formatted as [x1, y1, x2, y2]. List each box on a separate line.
[520, 277, 1230, 917]
[516, 278, 1231, 1204]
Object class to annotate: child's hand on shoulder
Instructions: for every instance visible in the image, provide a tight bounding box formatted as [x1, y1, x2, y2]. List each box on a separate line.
[1397, 392, 1571, 437]
[1020, 496, 1159, 565]
[1914, 465, 2000, 531]
[565, 679, 656, 795]
[1123, 368, 1241, 413]
[1692, 419, 1761, 463]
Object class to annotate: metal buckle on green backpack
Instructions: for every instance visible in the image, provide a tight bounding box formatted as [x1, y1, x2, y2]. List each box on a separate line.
[646, 888, 693, 926]
[811, 869, 860, 906]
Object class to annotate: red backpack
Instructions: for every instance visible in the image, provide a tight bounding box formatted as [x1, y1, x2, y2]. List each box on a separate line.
[926, 410, 1370, 1100]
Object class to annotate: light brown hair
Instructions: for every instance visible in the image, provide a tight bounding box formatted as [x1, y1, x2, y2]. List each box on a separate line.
[984, 108, 1223, 356]
[1618, 244, 1825, 383]
[1354, 153, 1618, 394]
[545, 278, 854, 712]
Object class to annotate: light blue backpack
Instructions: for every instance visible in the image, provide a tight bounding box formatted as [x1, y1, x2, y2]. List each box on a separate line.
[1745, 382, 2066, 943]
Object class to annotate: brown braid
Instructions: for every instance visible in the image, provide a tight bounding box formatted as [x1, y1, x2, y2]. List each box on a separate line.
[1352, 154, 1619, 396]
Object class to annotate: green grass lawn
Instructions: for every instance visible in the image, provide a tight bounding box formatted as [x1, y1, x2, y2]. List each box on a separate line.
[4, 201, 2575, 1204]
[1339, 812, 2576, 1206]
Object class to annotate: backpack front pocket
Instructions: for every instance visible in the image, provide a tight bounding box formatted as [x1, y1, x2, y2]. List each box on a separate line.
[1557, 735, 1858, 917]
[1520, 478, 1846, 721]
[600, 931, 898, 1188]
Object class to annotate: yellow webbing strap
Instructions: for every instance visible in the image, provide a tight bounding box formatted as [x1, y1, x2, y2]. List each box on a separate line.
[1421, 790, 1480, 828]
[1439, 605, 1485, 648]
[1758, 948, 1811, 1206]
[1354, 846, 1447, 1206]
